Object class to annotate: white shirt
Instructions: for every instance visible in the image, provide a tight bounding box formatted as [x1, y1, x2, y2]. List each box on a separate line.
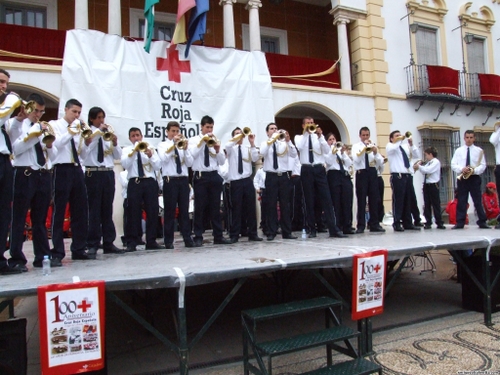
[81, 126, 122, 168]
[224, 141, 259, 181]
[157, 138, 193, 177]
[451, 144, 486, 176]
[294, 133, 330, 165]
[489, 128, 500, 164]
[188, 134, 225, 171]
[119, 170, 128, 199]
[325, 149, 352, 172]
[11, 120, 57, 169]
[290, 155, 301, 176]
[352, 141, 384, 171]
[121, 143, 161, 179]
[253, 168, 266, 190]
[260, 139, 297, 173]
[386, 140, 419, 173]
[418, 158, 441, 184]
[50, 118, 84, 165]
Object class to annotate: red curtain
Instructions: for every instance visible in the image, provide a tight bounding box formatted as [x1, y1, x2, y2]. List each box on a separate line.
[0, 24, 65, 65]
[478, 73, 500, 102]
[426, 65, 460, 96]
[265, 53, 340, 89]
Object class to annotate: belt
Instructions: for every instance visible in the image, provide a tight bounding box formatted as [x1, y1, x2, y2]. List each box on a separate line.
[356, 167, 376, 174]
[163, 176, 188, 183]
[56, 163, 80, 167]
[133, 177, 154, 184]
[329, 169, 350, 177]
[85, 166, 113, 172]
[301, 163, 324, 168]
[15, 166, 53, 175]
[425, 182, 438, 185]
[266, 171, 290, 177]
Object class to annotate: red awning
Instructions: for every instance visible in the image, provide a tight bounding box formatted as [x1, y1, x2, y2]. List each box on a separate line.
[426, 65, 460, 96]
[478, 73, 500, 102]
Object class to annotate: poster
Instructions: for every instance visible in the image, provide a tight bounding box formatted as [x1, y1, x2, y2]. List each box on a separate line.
[37, 280, 106, 374]
[351, 250, 387, 320]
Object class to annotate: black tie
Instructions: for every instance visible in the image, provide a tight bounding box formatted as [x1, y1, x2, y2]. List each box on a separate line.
[238, 145, 243, 174]
[364, 152, 369, 170]
[466, 147, 471, 167]
[272, 143, 278, 170]
[204, 144, 210, 167]
[1, 125, 12, 154]
[337, 154, 345, 172]
[137, 152, 144, 178]
[70, 138, 80, 166]
[97, 137, 104, 163]
[400, 145, 410, 169]
[32, 123, 45, 167]
[175, 147, 182, 174]
[308, 136, 314, 164]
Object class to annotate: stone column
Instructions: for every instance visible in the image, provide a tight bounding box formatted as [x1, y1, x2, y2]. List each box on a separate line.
[220, 0, 236, 48]
[335, 16, 351, 90]
[246, 0, 262, 51]
[108, 0, 122, 35]
[75, 0, 89, 29]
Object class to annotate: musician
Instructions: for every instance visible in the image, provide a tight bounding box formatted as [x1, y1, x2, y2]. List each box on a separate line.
[121, 127, 163, 251]
[325, 133, 354, 235]
[386, 130, 420, 232]
[50, 99, 91, 263]
[290, 154, 305, 232]
[157, 121, 195, 249]
[0, 69, 21, 274]
[260, 123, 297, 241]
[81, 107, 123, 256]
[188, 115, 231, 246]
[352, 127, 385, 233]
[489, 121, 500, 228]
[450, 130, 489, 229]
[414, 147, 445, 229]
[225, 127, 262, 243]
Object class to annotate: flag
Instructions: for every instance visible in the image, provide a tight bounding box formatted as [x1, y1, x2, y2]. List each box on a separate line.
[143, 0, 160, 53]
[172, 0, 196, 45]
[185, 0, 209, 57]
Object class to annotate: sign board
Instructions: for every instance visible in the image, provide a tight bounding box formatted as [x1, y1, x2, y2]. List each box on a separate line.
[351, 250, 387, 320]
[37, 280, 106, 374]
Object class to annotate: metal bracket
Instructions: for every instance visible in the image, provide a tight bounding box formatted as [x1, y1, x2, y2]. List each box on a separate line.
[450, 103, 461, 116]
[482, 108, 494, 126]
[433, 102, 445, 121]
[415, 100, 424, 112]
[466, 106, 476, 116]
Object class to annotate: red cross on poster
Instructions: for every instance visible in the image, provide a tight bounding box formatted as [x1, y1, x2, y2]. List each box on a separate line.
[37, 280, 106, 374]
[351, 250, 387, 320]
[157, 44, 191, 83]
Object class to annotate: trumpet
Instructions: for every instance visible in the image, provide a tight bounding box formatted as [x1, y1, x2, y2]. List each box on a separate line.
[331, 142, 343, 154]
[457, 166, 474, 180]
[128, 141, 149, 157]
[413, 159, 427, 171]
[68, 120, 93, 139]
[0, 91, 37, 121]
[304, 124, 318, 134]
[23, 121, 56, 146]
[90, 124, 115, 141]
[365, 140, 375, 153]
[197, 134, 219, 148]
[166, 135, 188, 154]
[266, 130, 286, 145]
[405, 131, 412, 140]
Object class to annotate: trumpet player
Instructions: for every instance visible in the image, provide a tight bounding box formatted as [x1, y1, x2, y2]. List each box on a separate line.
[450, 130, 489, 229]
[295, 117, 346, 238]
[81, 107, 123, 256]
[121, 127, 163, 251]
[188, 115, 231, 246]
[352, 127, 385, 233]
[50, 99, 91, 263]
[225, 127, 262, 243]
[157, 121, 195, 249]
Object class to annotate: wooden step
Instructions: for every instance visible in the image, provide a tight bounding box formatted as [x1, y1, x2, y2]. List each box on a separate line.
[301, 358, 382, 375]
[256, 325, 359, 356]
[242, 296, 341, 322]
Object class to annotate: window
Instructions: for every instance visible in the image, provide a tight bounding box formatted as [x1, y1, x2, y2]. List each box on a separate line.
[242, 25, 288, 54]
[129, 8, 176, 39]
[138, 20, 174, 41]
[1, 2, 46, 28]
[261, 36, 279, 54]
[466, 37, 486, 74]
[414, 25, 438, 65]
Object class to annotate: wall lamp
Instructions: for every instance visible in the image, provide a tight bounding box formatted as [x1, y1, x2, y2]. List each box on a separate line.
[464, 33, 474, 44]
[409, 23, 419, 33]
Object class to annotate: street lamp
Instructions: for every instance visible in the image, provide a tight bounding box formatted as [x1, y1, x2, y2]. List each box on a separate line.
[401, 9, 416, 65]
[452, 18, 469, 73]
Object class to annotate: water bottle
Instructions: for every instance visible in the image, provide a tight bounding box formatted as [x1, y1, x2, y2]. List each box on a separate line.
[42, 255, 51, 276]
[301, 229, 307, 240]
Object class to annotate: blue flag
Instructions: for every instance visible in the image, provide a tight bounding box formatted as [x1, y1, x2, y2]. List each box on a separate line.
[144, 0, 160, 53]
[185, 0, 209, 57]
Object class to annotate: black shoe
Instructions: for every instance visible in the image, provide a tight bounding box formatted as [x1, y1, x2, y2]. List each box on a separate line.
[355, 228, 365, 234]
[214, 238, 231, 245]
[370, 226, 386, 233]
[103, 244, 125, 254]
[124, 245, 137, 252]
[71, 252, 94, 260]
[229, 237, 239, 244]
[138, 240, 146, 245]
[184, 240, 196, 248]
[437, 225, 446, 229]
[283, 234, 298, 239]
[87, 247, 98, 258]
[404, 225, 421, 231]
[393, 224, 404, 232]
[330, 232, 348, 238]
[164, 244, 174, 249]
[317, 228, 328, 233]
[343, 229, 355, 235]
[0, 265, 22, 275]
[478, 223, 490, 229]
[249, 236, 263, 241]
[424, 225, 432, 229]
[11, 264, 28, 272]
[50, 258, 62, 267]
[267, 235, 275, 241]
[309, 231, 317, 238]
[414, 222, 424, 227]
[451, 225, 464, 229]
[146, 242, 165, 250]
[194, 239, 203, 247]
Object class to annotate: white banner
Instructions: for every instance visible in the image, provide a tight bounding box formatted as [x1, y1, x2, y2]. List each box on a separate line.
[60, 29, 275, 147]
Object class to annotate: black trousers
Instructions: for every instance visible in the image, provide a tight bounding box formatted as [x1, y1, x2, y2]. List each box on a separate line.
[163, 176, 191, 245]
[0, 154, 13, 269]
[327, 170, 353, 232]
[355, 167, 379, 229]
[127, 177, 159, 247]
[258, 188, 269, 235]
[229, 177, 258, 239]
[291, 176, 305, 231]
[52, 164, 89, 259]
[456, 175, 487, 226]
[192, 171, 224, 241]
[10, 168, 51, 267]
[390, 173, 413, 228]
[85, 170, 116, 249]
[265, 171, 293, 237]
[301, 164, 339, 234]
[377, 176, 385, 223]
[423, 183, 443, 226]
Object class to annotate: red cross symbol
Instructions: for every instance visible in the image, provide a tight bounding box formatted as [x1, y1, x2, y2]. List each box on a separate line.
[373, 263, 381, 273]
[78, 298, 92, 313]
[157, 44, 191, 83]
